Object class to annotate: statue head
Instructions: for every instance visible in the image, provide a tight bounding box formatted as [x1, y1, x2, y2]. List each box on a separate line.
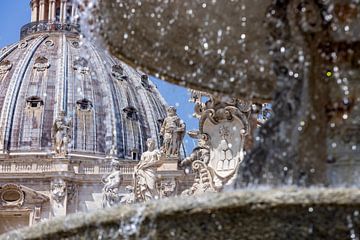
[110, 159, 121, 171]
[146, 138, 156, 151]
[166, 106, 177, 117]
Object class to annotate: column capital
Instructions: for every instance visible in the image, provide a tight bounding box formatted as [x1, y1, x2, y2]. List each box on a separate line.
[31, 0, 39, 7]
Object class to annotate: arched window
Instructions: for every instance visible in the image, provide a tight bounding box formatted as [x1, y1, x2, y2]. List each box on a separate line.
[76, 98, 93, 112]
[26, 96, 44, 109]
[141, 74, 152, 90]
[123, 106, 138, 121]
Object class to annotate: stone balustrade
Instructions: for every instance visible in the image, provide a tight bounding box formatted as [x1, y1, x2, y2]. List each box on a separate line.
[0, 162, 54, 173]
[0, 161, 136, 175]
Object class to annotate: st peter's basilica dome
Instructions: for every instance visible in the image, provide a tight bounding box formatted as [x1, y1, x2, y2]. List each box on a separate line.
[0, 2, 167, 160]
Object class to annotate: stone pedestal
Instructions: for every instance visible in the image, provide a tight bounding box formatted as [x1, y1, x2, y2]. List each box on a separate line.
[156, 158, 184, 198]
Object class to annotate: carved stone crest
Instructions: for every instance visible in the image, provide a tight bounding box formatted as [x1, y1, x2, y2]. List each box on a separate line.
[182, 91, 251, 194]
[158, 179, 177, 198]
[51, 179, 66, 203]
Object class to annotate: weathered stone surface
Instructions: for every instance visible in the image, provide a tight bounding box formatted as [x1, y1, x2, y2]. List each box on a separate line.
[2, 188, 360, 240]
[79, 0, 276, 101]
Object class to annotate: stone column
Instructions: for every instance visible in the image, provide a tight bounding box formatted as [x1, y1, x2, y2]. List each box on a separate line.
[59, 0, 64, 22]
[49, 0, 56, 21]
[60, 0, 67, 22]
[39, 0, 45, 21]
[71, 4, 76, 23]
[31, 1, 39, 22]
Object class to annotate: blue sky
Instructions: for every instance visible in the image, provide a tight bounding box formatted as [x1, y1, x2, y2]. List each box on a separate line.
[0, 0, 198, 154]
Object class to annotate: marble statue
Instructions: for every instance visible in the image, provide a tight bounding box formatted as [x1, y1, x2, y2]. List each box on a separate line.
[160, 106, 186, 157]
[181, 132, 216, 196]
[102, 160, 123, 208]
[134, 138, 162, 202]
[51, 111, 72, 157]
[180, 131, 210, 167]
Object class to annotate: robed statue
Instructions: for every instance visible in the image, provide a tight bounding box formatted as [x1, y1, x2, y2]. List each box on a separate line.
[160, 106, 185, 157]
[51, 111, 72, 157]
[134, 138, 163, 202]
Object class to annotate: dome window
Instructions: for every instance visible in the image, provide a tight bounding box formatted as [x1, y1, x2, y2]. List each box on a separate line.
[26, 96, 44, 109]
[76, 98, 93, 112]
[131, 149, 139, 160]
[34, 56, 50, 72]
[112, 65, 128, 82]
[141, 74, 152, 90]
[123, 106, 138, 121]
[73, 58, 90, 74]
[71, 41, 80, 48]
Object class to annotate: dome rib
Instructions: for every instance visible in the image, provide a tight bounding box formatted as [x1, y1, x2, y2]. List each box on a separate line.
[0, 35, 48, 153]
[0, 30, 167, 160]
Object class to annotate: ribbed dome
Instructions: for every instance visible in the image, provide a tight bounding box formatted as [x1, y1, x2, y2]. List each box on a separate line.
[0, 28, 167, 160]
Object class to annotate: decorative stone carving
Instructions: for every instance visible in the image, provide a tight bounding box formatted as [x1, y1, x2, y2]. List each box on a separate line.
[182, 91, 251, 194]
[160, 106, 186, 158]
[0, 60, 12, 80]
[18, 41, 28, 49]
[33, 56, 50, 71]
[157, 179, 177, 198]
[134, 138, 163, 202]
[51, 111, 72, 157]
[102, 159, 123, 208]
[0, 184, 25, 207]
[118, 186, 135, 205]
[51, 179, 66, 203]
[67, 183, 78, 202]
[44, 40, 54, 47]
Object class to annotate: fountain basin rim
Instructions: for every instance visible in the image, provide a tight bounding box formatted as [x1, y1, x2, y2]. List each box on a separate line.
[2, 187, 360, 239]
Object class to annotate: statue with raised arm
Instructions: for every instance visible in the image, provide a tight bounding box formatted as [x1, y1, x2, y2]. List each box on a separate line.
[160, 106, 186, 157]
[134, 138, 162, 202]
[51, 111, 72, 157]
